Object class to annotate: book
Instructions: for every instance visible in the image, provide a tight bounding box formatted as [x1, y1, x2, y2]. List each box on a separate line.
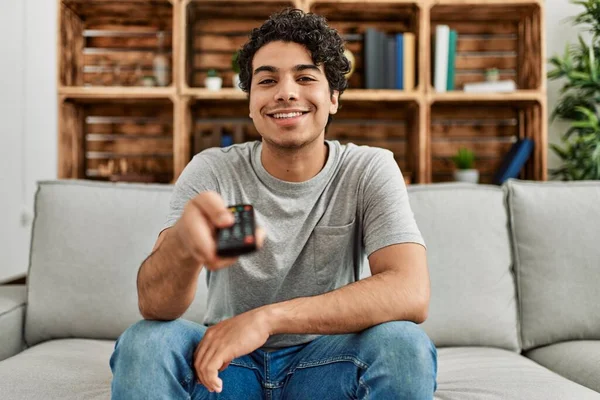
[492, 138, 534, 185]
[463, 80, 516, 93]
[434, 25, 450, 92]
[386, 34, 397, 89]
[395, 33, 404, 90]
[447, 29, 457, 91]
[403, 32, 415, 91]
[364, 28, 380, 89]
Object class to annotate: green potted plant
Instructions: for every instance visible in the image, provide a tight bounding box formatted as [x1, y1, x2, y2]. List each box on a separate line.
[205, 69, 222, 91]
[232, 51, 242, 90]
[451, 147, 479, 183]
[547, 0, 600, 180]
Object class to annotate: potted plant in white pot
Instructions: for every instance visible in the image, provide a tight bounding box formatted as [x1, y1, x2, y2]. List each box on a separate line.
[205, 69, 222, 91]
[452, 147, 479, 183]
[232, 51, 242, 90]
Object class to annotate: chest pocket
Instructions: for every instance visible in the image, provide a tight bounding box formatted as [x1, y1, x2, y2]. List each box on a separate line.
[313, 218, 357, 286]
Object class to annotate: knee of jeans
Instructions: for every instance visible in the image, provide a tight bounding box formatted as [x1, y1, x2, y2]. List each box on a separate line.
[360, 321, 436, 372]
[115, 319, 203, 360]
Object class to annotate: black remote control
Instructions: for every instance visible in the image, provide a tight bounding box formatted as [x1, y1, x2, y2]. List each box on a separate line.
[216, 204, 257, 257]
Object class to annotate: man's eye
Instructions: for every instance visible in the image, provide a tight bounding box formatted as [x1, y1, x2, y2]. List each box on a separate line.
[259, 79, 275, 84]
[299, 77, 315, 82]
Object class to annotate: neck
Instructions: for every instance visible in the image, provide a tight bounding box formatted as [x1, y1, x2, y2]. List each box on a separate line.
[261, 138, 329, 183]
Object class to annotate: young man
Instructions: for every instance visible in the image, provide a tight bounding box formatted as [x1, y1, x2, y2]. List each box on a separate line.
[110, 8, 437, 399]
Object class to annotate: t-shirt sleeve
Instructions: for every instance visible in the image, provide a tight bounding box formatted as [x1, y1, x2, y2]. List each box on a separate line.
[161, 154, 220, 234]
[361, 149, 426, 257]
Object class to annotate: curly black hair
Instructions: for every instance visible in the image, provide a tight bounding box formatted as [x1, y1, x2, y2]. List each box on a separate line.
[237, 8, 351, 120]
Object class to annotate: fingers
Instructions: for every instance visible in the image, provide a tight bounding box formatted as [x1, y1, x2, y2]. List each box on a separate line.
[194, 339, 227, 393]
[190, 191, 234, 229]
[255, 227, 266, 249]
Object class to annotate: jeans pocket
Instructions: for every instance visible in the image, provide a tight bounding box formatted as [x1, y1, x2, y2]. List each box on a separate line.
[313, 219, 356, 285]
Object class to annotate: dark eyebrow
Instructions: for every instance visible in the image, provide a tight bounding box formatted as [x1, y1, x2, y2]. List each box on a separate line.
[253, 64, 321, 76]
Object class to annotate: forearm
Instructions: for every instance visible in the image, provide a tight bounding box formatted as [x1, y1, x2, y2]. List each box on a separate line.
[137, 229, 202, 320]
[265, 270, 428, 336]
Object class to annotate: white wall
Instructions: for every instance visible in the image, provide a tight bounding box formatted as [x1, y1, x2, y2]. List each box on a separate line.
[0, 0, 587, 282]
[0, 0, 57, 283]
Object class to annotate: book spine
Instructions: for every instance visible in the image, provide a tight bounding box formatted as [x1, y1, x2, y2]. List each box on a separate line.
[403, 32, 415, 91]
[434, 25, 449, 92]
[387, 35, 396, 89]
[395, 33, 404, 90]
[463, 80, 516, 93]
[447, 29, 457, 91]
[364, 28, 379, 89]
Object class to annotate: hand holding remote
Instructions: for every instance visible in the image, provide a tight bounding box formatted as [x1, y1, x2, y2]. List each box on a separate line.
[173, 191, 265, 271]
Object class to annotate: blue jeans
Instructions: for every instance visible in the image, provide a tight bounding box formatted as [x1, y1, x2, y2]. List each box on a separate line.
[110, 319, 437, 399]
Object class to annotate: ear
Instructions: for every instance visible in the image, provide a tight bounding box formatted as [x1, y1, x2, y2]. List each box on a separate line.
[329, 90, 339, 115]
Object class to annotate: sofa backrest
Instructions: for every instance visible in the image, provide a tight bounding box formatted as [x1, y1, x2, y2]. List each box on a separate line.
[407, 183, 520, 351]
[24, 180, 209, 346]
[506, 179, 600, 351]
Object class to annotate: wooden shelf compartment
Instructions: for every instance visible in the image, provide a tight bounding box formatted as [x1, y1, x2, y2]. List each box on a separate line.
[429, 1, 543, 92]
[182, 0, 300, 92]
[428, 99, 544, 184]
[59, 0, 176, 89]
[309, 1, 422, 92]
[58, 98, 175, 183]
[183, 97, 421, 183]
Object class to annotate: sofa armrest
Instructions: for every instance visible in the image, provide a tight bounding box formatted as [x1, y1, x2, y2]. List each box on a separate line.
[0, 285, 27, 361]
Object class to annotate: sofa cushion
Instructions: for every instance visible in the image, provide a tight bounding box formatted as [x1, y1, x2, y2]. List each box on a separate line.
[0, 285, 26, 361]
[434, 347, 600, 399]
[407, 183, 519, 351]
[25, 180, 208, 346]
[0, 339, 113, 399]
[506, 179, 600, 350]
[526, 340, 600, 393]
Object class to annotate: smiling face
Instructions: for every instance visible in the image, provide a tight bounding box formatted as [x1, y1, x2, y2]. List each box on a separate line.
[248, 41, 339, 150]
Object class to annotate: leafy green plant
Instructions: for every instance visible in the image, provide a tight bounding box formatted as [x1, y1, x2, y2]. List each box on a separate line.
[207, 69, 219, 78]
[231, 51, 241, 74]
[547, 0, 600, 180]
[451, 147, 476, 170]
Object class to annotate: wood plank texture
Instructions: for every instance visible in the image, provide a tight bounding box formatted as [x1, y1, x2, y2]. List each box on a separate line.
[81, 100, 174, 182]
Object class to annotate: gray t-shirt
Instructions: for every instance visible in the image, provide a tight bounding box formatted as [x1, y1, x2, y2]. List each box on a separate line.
[163, 140, 425, 349]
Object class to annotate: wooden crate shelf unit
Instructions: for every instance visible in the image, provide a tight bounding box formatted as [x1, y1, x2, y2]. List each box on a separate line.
[59, 0, 176, 89]
[183, 0, 297, 92]
[57, 0, 547, 184]
[430, 2, 543, 91]
[59, 98, 175, 183]
[429, 99, 543, 183]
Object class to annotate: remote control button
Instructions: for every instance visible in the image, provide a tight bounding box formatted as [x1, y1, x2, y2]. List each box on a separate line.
[244, 205, 251, 211]
[244, 236, 254, 244]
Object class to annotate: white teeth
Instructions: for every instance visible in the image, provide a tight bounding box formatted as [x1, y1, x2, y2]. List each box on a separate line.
[272, 112, 304, 119]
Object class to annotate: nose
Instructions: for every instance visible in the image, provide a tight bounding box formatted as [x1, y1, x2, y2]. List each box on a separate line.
[273, 76, 298, 102]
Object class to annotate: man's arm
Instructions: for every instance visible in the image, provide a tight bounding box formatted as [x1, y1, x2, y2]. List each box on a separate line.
[264, 242, 430, 335]
[137, 227, 202, 320]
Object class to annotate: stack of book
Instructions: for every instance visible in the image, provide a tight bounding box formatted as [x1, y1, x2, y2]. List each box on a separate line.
[432, 25, 458, 92]
[363, 28, 416, 90]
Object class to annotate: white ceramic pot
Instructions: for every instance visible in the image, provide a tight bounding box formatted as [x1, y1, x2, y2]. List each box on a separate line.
[205, 76, 223, 91]
[233, 73, 242, 90]
[454, 169, 480, 183]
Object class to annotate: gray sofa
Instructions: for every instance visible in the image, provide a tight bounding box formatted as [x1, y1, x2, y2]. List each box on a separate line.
[1, 179, 599, 399]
